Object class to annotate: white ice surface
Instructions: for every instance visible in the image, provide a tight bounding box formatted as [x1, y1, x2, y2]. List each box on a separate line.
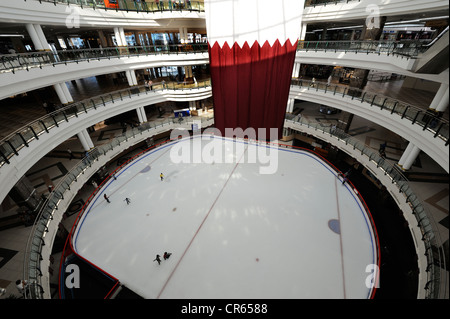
[72, 136, 378, 299]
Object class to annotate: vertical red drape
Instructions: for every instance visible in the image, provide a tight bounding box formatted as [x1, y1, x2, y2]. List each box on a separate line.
[208, 39, 298, 140]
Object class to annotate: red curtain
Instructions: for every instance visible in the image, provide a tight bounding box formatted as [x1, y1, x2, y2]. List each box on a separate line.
[209, 39, 297, 140]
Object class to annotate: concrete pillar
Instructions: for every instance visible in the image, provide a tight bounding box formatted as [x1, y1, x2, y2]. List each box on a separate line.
[61, 82, 74, 103]
[82, 129, 94, 149]
[286, 98, 294, 113]
[77, 131, 90, 151]
[300, 23, 307, 41]
[53, 83, 68, 105]
[136, 108, 144, 123]
[33, 24, 51, 51]
[114, 27, 124, 46]
[430, 83, 449, 113]
[25, 24, 44, 51]
[130, 70, 138, 86]
[402, 145, 421, 170]
[398, 142, 421, 170]
[119, 27, 127, 46]
[140, 107, 147, 122]
[125, 71, 133, 86]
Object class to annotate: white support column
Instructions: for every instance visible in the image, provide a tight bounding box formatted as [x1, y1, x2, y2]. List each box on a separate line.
[53, 83, 68, 105]
[435, 85, 449, 113]
[77, 132, 90, 151]
[140, 107, 147, 122]
[430, 83, 448, 110]
[398, 142, 421, 170]
[300, 23, 307, 41]
[125, 71, 133, 86]
[25, 24, 44, 51]
[136, 108, 144, 123]
[82, 129, 94, 149]
[114, 27, 124, 46]
[119, 27, 127, 47]
[61, 82, 74, 103]
[130, 70, 138, 86]
[402, 145, 421, 170]
[33, 24, 51, 51]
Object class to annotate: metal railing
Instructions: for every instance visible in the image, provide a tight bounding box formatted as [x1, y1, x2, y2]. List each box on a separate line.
[305, 0, 360, 7]
[0, 43, 208, 74]
[290, 78, 450, 146]
[23, 113, 214, 299]
[297, 40, 431, 58]
[285, 114, 445, 299]
[0, 79, 211, 168]
[28, 0, 205, 13]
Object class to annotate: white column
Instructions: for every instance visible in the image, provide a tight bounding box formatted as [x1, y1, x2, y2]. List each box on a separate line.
[25, 24, 44, 51]
[119, 27, 127, 47]
[33, 24, 51, 51]
[430, 83, 448, 110]
[140, 107, 147, 122]
[286, 98, 294, 113]
[77, 132, 90, 151]
[114, 27, 124, 46]
[53, 83, 68, 105]
[130, 70, 138, 86]
[61, 82, 74, 103]
[136, 108, 144, 123]
[125, 71, 133, 86]
[300, 23, 307, 41]
[82, 129, 94, 149]
[402, 145, 421, 170]
[435, 85, 449, 113]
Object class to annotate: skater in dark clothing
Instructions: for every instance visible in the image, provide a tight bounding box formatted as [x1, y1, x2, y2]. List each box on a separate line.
[104, 194, 110, 203]
[163, 252, 172, 260]
[154, 254, 161, 265]
[124, 198, 131, 205]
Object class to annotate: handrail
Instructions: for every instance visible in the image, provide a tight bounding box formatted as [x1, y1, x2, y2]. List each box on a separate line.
[23, 112, 214, 299]
[290, 78, 449, 146]
[0, 43, 208, 74]
[305, 0, 360, 7]
[297, 39, 432, 58]
[25, 0, 205, 13]
[0, 79, 211, 168]
[285, 114, 445, 299]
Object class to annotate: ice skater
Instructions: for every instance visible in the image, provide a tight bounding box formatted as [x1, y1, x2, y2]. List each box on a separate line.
[153, 254, 161, 265]
[104, 194, 110, 203]
[124, 197, 131, 205]
[160, 173, 164, 181]
[163, 252, 172, 260]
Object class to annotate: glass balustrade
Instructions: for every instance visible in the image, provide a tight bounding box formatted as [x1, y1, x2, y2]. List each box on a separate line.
[297, 40, 430, 57]
[290, 78, 450, 146]
[0, 79, 211, 168]
[0, 44, 208, 73]
[30, 0, 204, 12]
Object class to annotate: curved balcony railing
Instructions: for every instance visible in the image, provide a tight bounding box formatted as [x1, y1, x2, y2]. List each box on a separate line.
[305, 0, 360, 7]
[297, 40, 431, 58]
[285, 113, 445, 299]
[0, 43, 208, 74]
[23, 113, 214, 299]
[28, 0, 204, 13]
[290, 78, 450, 147]
[0, 79, 211, 168]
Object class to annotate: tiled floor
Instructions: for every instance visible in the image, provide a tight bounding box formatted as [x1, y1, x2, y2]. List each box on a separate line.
[0, 76, 448, 299]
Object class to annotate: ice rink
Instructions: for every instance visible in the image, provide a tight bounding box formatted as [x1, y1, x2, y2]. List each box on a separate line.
[71, 136, 379, 299]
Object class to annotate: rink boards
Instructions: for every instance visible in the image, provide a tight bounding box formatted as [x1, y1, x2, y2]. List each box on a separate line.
[71, 136, 379, 299]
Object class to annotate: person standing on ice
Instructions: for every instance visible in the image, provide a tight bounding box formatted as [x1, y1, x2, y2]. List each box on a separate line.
[124, 198, 131, 205]
[104, 194, 110, 203]
[154, 254, 161, 265]
[163, 252, 172, 260]
[160, 173, 164, 181]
